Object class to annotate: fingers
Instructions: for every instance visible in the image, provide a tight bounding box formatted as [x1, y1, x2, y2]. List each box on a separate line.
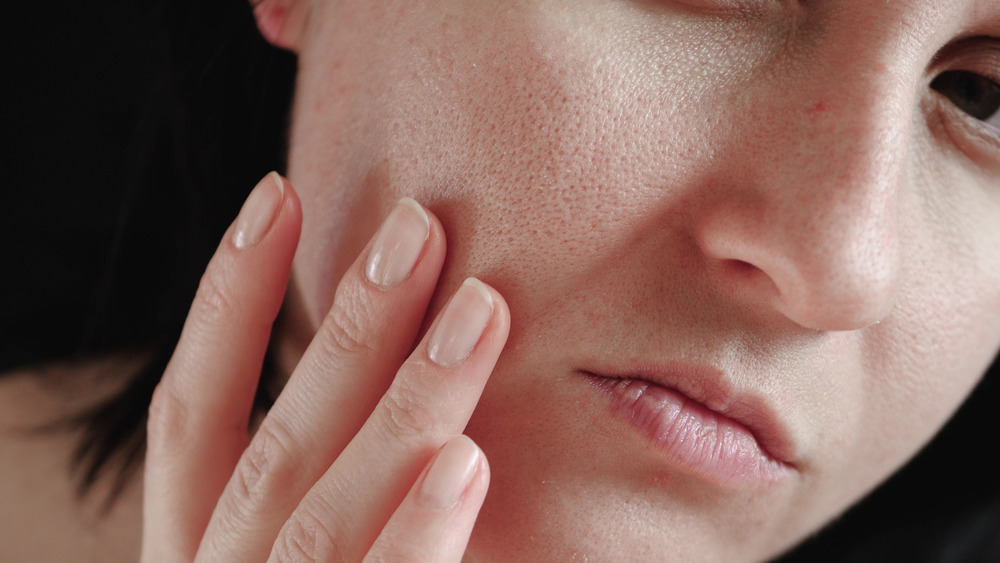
[197, 198, 448, 559]
[148, 183, 509, 561]
[142, 173, 302, 562]
[363, 436, 490, 563]
[269, 278, 509, 562]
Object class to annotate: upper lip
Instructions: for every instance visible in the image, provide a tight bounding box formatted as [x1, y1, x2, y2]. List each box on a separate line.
[581, 362, 799, 469]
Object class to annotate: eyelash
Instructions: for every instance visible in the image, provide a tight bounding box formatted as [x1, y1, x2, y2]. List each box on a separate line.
[929, 39, 1000, 170]
[930, 70, 1000, 128]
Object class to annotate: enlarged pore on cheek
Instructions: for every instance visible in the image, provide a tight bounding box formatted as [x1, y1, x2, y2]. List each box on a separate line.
[381, 8, 629, 270]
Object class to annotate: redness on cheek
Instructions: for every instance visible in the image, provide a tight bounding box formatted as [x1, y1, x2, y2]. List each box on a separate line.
[647, 471, 672, 488]
[809, 101, 827, 122]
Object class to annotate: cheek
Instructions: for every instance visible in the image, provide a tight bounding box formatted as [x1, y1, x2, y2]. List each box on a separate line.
[912, 171, 1000, 401]
[376, 7, 746, 303]
[289, 1, 762, 325]
[843, 180, 1000, 490]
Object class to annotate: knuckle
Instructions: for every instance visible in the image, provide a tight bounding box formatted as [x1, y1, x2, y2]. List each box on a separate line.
[318, 292, 379, 358]
[378, 375, 439, 442]
[270, 510, 340, 563]
[146, 382, 192, 452]
[190, 265, 237, 323]
[366, 535, 432, 563]
[231, 421, 300, 513]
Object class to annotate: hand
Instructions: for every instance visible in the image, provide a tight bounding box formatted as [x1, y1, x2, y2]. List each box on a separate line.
[140, 172, 510, 562]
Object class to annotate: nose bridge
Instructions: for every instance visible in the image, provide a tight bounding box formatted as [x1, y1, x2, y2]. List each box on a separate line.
[766, 56, 908, 275]
[706, 35, 915, 331]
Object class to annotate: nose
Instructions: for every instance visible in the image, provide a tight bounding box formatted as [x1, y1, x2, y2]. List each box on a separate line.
[695, 49, 910, 332]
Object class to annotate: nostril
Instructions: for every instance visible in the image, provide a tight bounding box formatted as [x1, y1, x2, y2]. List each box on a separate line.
[725, 260, 758, 274]
[714, 257, 783, 309]
[695, 201, 899, 332]
[717, 259, 768, 285]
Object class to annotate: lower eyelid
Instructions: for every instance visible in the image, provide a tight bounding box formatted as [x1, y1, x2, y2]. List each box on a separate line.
[985, 110, 1000, 132]
[928, 90, 1000, 174]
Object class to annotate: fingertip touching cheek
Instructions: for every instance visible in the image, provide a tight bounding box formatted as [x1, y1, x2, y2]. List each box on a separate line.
[279, 0, 1000, 560]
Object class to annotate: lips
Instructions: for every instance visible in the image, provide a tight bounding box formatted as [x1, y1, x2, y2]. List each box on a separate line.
[582, 367, 798, 485]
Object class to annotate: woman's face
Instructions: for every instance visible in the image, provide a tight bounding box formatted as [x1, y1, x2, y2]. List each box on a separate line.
[279, 0, 1000, 560]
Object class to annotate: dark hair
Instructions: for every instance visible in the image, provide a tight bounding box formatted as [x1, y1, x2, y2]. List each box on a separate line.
[5, 0, 999, 558]
[4, 0, 295, 503]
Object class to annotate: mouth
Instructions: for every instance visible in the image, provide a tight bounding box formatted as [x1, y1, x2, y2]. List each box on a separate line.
[581, 367, 798, 486]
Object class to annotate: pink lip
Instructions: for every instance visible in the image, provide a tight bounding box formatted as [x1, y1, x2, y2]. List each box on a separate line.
[582, 366, 798, 485]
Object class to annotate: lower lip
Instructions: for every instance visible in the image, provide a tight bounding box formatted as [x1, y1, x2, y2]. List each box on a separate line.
[586, 376, 792, 485]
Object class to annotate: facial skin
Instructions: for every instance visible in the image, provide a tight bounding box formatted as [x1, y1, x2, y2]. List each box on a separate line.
[267, 0, 1000, 560]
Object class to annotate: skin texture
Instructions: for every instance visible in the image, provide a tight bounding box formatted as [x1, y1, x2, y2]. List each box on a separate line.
[266, 0, 1000, 561]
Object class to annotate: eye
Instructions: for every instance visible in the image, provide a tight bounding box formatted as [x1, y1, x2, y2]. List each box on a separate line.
[930, 70, 1000, 128]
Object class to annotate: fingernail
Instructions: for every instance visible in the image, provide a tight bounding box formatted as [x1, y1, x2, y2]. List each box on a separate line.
[420, 436, 481, 510]
[365, 198, 430, 288]
[427, 278, 494, 368]
[233, 172, 285, 249]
